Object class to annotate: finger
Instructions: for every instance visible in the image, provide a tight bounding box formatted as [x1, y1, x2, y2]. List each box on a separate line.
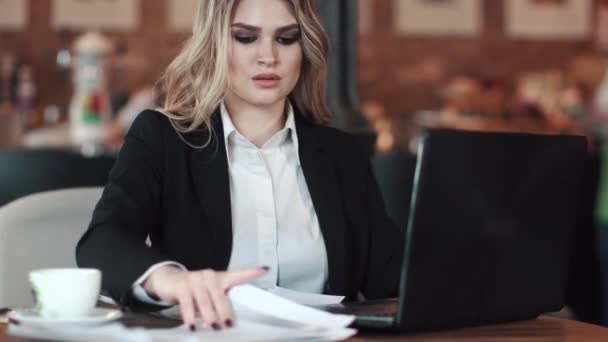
[208, 281, 234, 328]
[193, 285, 219, 330]
[221, 267, 269, 289]
[177, 292, 197, 332]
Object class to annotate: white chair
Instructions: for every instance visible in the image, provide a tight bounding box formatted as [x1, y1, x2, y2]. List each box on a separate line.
[0, 187, 103, 308]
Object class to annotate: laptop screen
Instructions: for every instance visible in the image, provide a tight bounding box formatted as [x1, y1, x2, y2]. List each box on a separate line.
[397, 130, 587, 331]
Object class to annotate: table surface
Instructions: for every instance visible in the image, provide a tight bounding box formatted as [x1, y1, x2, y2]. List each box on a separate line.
[2, 312, 608, 342]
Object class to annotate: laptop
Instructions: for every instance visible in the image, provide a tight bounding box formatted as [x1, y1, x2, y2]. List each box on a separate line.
[326, 129, 587, 332]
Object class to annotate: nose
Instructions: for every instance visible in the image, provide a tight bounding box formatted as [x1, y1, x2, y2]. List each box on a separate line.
[256, 38, 278, 67]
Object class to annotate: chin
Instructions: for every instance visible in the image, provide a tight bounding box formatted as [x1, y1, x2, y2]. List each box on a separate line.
[245, 92, 289, 107]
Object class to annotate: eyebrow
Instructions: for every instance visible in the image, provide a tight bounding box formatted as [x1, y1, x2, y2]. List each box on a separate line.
[231, 23, 300, 34]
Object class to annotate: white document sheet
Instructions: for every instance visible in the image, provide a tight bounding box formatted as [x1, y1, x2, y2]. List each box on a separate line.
[229, 284, 353, 329]
[10, 284, 356, 342]
[267, 286, 344, 306]
[9, 322, 149, 342]
[149, 321, 356, 342]
[157, 285, 352, 327]
[9, 321, 355, 342]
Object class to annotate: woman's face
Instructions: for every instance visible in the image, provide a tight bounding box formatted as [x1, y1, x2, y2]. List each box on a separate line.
[226, 0, 302, 109]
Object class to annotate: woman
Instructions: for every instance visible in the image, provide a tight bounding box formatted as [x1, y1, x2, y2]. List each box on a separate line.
[76, 0, 403, 331]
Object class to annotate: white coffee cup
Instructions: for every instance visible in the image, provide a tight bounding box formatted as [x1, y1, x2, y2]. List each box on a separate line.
[29, 268, 101, 319]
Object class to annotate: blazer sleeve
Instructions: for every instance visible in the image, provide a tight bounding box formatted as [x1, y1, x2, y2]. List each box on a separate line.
[76, 111, 172, 308]
[361, 161, 405, 299]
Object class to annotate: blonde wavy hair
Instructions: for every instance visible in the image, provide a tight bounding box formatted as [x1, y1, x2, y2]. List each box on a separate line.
[157, 0, 331, 136]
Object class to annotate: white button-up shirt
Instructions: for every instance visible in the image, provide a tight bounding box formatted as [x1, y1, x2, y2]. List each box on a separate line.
[132, 102, 329, 303]
[222, 102, 328, 292]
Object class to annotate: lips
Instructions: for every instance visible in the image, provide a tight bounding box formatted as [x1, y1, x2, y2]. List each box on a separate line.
[253, 74, 281, 81]
[252, 74, 281, 88]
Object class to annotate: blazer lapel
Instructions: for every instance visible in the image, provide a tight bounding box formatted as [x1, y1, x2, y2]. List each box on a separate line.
[188, 110, 233, 270]
[296, 115, 349, 296]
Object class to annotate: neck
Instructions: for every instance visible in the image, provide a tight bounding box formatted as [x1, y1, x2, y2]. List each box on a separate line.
[223, 95, 287, 148]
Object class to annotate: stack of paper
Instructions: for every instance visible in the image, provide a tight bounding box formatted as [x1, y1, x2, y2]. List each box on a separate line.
[9, 284, 356, 341]
[9, 322, 148, 342]
[267, 286, 345, 306]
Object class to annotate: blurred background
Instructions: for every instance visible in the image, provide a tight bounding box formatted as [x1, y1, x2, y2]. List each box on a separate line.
[3, 0, 608, 152]
[1, 0, 608, 327]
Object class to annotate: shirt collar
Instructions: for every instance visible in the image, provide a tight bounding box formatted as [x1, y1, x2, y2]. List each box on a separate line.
[220, 100, 299, 157]
[220, 101, 238, 143]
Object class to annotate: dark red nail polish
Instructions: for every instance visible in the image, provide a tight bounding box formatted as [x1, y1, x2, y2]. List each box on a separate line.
[261, 266, 270, 271]
[225, 319, 233, 327]
[190, 324, 196, 332]
[212, 322, 221, 330]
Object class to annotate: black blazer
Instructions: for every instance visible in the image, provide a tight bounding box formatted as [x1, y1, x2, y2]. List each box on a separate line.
[76, 109, 404, 309]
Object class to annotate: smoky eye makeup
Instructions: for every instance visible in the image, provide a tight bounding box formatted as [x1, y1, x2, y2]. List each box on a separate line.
[232, 31, 257, 44]
[276, 29, 301, 45]
[231, 23, 259, 44]
[231, 31, 301, 45]
[231, 23, 301, 45]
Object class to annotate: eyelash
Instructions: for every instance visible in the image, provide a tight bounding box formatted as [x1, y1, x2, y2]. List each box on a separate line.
[232, 34, 300, 45]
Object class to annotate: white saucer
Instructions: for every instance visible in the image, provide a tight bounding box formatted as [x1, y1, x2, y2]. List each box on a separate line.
[10, 308, 123, 326]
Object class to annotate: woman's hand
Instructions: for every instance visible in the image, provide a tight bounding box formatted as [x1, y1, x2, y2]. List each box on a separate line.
[142, 265, 269, 330]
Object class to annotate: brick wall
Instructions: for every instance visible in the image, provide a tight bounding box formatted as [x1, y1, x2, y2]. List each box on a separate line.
[0, 0, 602, 120]
[359, 0, 601, 117]
[0, 0, 187, 116]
